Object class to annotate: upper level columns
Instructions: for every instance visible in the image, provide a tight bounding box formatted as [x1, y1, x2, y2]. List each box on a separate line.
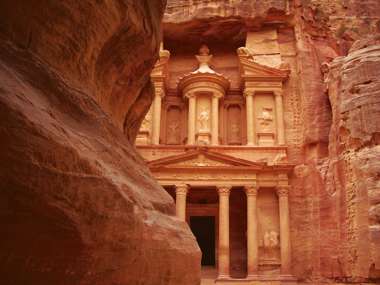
[277, 186, 291, 275]
[244, 90, 256, 145]
[217, 185, 231, 279]
[152, 87, 164, 145]
[211, 94, 221, 145]
[187, 93, 196, 145]
[274, 91, 285, 145]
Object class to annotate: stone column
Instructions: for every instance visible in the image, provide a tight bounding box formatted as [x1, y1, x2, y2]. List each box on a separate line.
[274, 91, 285, 145]
[152, 88, 164, 145]
[245, 90, 256, 145]
[217, 185, 231, 279]
[187, 94, 196, 145]
[211, 94, 219, 145]
[175, 184, 188, 221]
[277, 186, 291, 275]
[245, 185, 259, 278]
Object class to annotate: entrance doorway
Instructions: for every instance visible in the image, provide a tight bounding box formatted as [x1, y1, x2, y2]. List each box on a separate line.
[190, 216, 215, 266]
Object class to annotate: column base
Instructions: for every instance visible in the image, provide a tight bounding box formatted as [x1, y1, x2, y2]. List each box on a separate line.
[216, 274, 230, 280]
[246, 274, 260, 280]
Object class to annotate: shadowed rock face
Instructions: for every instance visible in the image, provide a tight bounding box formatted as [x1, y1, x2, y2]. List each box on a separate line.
[0, 1, 201, 285]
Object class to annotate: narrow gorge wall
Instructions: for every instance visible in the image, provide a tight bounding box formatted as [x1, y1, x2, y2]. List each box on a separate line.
[164, 0, 380, 283]
[0, 1, 201, 285]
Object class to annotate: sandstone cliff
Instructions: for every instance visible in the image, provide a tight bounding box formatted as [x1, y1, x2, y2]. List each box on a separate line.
[164, 0, 380, 282]
[0, 1, 201, 285]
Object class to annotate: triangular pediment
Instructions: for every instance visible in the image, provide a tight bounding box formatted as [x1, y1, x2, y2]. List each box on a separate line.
[239, 58, 289, 81]
[147, 149, 265, 169]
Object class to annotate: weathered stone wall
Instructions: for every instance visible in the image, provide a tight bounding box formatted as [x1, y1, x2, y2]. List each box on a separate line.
[0, 1, 201, 285]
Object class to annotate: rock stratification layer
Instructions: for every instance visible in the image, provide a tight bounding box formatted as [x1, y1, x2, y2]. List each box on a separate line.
[0, 1, 201, 285]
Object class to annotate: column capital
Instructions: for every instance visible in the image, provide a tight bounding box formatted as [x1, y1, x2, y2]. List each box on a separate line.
[213, 91, 224, 99]
[154, 87, 165, 98]
[273, 90, 283, 97]
[185, 92, 196, 99]
[243, 89, 255, 97]
[276, 186, 290, 197]
[244, 185, 258, 196]
[175, 184, 188, 195]
[217, 185, 232, 195]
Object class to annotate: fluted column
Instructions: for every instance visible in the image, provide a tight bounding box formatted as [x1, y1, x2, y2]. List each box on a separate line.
[211, 94, 219, 145]
[244, 90, 256, 145]
[175, 184, 188, 221]
[152, 88, 164, 145]
[274, 91, 285, 145]
[277, 186, 291, 275]
[217, 185, 231, 279]
[187, 94, 196, 145]
[245, 185, 259, 278]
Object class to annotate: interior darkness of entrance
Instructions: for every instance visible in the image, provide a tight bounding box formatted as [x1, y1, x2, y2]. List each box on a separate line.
[190, 216, 215, 266]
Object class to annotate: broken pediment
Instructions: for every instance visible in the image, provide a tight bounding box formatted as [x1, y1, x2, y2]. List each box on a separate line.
[237, 47, 289, 82]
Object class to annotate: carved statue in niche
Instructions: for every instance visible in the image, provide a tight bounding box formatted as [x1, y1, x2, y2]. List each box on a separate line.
[198, 108, 210, 132]
[167, 122, 180, 144]
[141, 117, 150, 131]
[166, 106, 181, 144]
[140, 109, 152, 132]
[258, 107, 274, 131]
[231, 124, 240, 138]
[262, 230, 280, 262]
[227, 105, 242, 144]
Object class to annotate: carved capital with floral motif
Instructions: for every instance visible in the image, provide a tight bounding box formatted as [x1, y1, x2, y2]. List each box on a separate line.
[244, 185, 258, 196]
[217, 185, 231, 196]
[175, 184, 188, 195]
[276, 186, 290, 197]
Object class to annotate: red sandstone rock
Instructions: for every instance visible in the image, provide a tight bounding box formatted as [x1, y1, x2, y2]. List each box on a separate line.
[0, 1, 201, 285]
[163, 1, 380, 283]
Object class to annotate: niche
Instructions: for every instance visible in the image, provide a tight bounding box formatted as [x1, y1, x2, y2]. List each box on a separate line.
[166, 106, 182, 144]
[227, 105, 242, 145]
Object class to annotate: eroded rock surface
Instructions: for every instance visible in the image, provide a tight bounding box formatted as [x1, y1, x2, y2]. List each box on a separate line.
[0, 1, 201, 285]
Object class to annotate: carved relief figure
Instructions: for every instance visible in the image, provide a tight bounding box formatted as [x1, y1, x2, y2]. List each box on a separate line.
[167, 122, 180, 143]
[227, 105, 242, 144]
[198, 108, 210, 132]
[263, 230, 279, 248]
[166, 106, 181, 144]
[258, 107, 274, 131]
[262, 230, 280, 262]
[231, 124, 240, 138]
[140, 110, 152, 132]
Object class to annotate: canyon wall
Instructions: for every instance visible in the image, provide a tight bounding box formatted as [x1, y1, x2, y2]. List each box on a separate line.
[164, 0, 380, 283]
[0, 1, 201, 285]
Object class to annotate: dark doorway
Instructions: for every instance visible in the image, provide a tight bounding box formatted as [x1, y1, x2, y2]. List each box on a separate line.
[190, 216, 215, 266]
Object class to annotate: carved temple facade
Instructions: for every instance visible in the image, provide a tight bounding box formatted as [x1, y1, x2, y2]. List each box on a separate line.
[136, 31, 297, 284]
